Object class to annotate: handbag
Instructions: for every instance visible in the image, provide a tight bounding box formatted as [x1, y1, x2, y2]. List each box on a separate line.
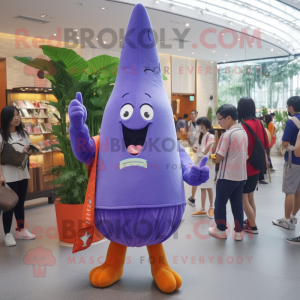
[0, 183, 19, 212]
[243, 122, 267, 172]
[0, 131, 29, 171]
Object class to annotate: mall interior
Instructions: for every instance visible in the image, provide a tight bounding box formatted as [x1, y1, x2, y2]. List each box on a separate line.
[0, 0, 300, 299]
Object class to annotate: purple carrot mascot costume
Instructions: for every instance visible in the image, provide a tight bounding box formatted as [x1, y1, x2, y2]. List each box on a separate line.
[69, 3, 209, 293]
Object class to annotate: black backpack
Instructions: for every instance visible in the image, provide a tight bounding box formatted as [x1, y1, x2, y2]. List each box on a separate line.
[242, 121, 267, 172]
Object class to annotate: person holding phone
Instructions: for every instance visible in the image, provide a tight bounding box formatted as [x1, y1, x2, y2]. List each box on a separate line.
[188, 117, 216, 219]
[0, 106, 36, 247]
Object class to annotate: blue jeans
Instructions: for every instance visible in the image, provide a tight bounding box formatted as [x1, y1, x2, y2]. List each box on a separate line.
[214, 179, 246, 232]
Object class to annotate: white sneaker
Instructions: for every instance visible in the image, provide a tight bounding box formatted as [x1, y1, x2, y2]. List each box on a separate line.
[290, 215, 298, 225]
[4, 233, 16, 247]
[208, 227, 227, 239]
[272, 217, 295, 230]
[234, 231, 244, 241]
[15, 229, 36, 240]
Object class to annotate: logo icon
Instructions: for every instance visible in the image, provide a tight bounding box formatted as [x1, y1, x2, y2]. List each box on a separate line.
[23, 246, 56, 277]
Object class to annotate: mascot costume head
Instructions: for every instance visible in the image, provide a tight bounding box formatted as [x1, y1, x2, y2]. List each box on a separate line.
[69, 3, 209, 293]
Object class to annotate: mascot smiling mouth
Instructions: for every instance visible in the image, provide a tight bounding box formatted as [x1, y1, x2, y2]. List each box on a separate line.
[122, 124, 149, 155]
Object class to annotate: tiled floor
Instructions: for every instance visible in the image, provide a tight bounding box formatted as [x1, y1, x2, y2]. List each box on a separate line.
[1, 156, 300, 300]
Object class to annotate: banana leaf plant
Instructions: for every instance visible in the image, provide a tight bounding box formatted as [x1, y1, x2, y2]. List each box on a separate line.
[274, 110, 289, 132]
[14, 46, 119, 204]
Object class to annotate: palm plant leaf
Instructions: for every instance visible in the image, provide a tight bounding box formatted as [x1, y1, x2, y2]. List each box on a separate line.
[40, 45, 88, 79]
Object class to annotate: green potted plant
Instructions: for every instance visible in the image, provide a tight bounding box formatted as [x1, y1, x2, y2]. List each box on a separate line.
[14, 46, 119, 243]
[274, 110, 289, 132]
[207, 107, 213, 122]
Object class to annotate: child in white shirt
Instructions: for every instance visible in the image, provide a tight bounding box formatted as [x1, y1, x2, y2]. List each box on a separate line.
[188, 117, 216, 219]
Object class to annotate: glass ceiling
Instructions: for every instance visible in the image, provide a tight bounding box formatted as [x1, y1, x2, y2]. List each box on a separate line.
[159, 0, 300, 53]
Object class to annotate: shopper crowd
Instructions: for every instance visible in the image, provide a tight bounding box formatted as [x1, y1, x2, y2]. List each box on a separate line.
[1, 96, 300, 246]
[184, 96, 300, 244]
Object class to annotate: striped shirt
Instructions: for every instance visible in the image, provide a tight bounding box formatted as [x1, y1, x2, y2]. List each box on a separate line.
[216, 123, 248, 181]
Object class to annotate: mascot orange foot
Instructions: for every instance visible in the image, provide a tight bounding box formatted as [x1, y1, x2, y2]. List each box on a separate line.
[89, 242, 127, 288]
[89, 242, 182, 293]
[147, 243, 182, 293]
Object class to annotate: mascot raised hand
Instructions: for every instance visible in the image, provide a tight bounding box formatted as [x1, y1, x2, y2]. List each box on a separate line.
[68, 3, 209, 293]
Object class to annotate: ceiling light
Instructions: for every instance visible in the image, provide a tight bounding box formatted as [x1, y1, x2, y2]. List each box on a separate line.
[192, 52, 194, 54]
[120, 39, 122, 41]
[212, 50, 215, 52]
[225, 54, 228, 56]
[155, 0, 159, 3]
[237, 38, 240, 40]
[96, 38, 98, 40]
[101, 7, 106, 10]
[54, 33, 56, 36]
[178, 49, 180, 51]
[211, 61, 213, 63]
[40, 14, 46, 18]
[223, 61, 226, 63]
[185, 23, 189, 27]
[271, 48, 273, 51]
[73, 29, 78, 32]
[76, 37, 79, 39]
[103, 41, 107, 44]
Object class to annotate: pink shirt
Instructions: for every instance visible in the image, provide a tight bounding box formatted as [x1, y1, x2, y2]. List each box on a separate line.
[216, 124, 248, 181]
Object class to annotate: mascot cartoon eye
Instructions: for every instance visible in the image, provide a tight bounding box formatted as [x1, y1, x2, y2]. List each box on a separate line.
[140, 104, 154, 121]
[120, 104, 134, 120]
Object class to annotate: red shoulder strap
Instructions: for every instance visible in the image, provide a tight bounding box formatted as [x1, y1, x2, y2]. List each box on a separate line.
[72, 135, 100, 253]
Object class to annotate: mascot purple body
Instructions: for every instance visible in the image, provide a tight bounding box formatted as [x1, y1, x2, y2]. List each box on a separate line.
[69, 3, 209, 293]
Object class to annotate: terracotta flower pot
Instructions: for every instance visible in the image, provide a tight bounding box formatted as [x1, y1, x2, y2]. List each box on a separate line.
[55, 200, 103, 244]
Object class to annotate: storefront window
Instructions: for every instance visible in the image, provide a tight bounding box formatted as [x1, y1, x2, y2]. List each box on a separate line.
[217, 55, 300, 109]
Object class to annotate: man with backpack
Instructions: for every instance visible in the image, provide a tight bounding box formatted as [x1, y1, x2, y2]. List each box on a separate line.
[273, 96, 300, 231]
